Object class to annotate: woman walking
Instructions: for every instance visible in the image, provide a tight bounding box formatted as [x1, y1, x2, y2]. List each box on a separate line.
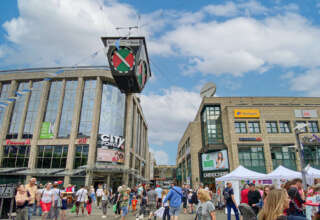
[15, 184, 31, 220]
[162, 189, 170, 220]
[196, 189, 216, 220]
[101, 188, 109, 218]
[38, 183, 54, 220]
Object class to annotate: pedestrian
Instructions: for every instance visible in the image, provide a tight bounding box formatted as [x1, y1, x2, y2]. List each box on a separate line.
[146, 185, 158, 220]
[89, 185, 96, 204]
[86, 196, 92, 216]
[287, 179, 305, 217]
[60, 191, 67, 220]
[38, 183, 54, 220]
[258, 189, 307, 220]
[182, 184, 188, 214]
[223, 182, 240, 220]
[101, 188, 109, 218]
[240, 184, 249, 204]
[50, 182, 61, 220]
[120, 187, 130, 220]
[188, 189, 194, 214]
[138, 184, 148, 219]
[132, 196, 138, 212]
[96, 184, 103, 208]
[25, 178, 37, 220]
[114, 186, 122, 217]
[35, 184, 43, 216]
[162, 190, 170, 220]
[16, 184, 31, 220]
[163, 181, 183, 220]
[248, 183, 261, 215]
[75, 185, 88, 216]
[155, 185, 163, 209]
[196, 189, 216, 220]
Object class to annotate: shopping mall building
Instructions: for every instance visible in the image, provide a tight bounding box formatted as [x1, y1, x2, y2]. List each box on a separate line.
[176, 96, 320, 189]
[0, 66, 151, 188]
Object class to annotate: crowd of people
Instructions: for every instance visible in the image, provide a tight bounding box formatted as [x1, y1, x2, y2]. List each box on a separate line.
[10, 177, 320, 220]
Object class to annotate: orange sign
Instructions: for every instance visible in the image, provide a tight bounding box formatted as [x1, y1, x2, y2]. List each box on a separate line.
[234, 109, 260, 118]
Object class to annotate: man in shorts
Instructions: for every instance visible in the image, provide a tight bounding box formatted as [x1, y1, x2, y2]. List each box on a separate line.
[120, 187, 130, 220]
[75, 186, 88, 216]
[163, 181, 183, 220]
[147, 185, 158, 220]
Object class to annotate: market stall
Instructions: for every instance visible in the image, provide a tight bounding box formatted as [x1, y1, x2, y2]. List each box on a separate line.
[305, 165, 320, 185]
[265, 165, 302, 187]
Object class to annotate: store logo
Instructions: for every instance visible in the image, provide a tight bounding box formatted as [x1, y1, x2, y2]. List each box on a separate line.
[6, 139, 31, 145]
[77, 138, 88, 144]
[239, 137, 262, 142]
[99, 134, 125, 149]
[234, 109, 260, 118]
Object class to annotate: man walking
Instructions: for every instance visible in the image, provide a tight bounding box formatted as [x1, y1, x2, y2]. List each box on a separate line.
[223, 182, 240, 220]
[155, 185, 162, 209]
[25, 178, 38, 220]
[247, 183, 261, 215]
[50, 182, 61, 220]
[147, 185, 158, 220]
[75, 185, 88, 216]
[163, 181, 183, 220]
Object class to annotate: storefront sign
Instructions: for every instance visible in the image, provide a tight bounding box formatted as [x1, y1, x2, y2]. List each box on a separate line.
[234, 109, 260, 118]
[294, 109, 318, 118]
[203, 171, 228, 178]
[98, 134, 125, 150]
[0, 184, 16, 198]
[239, 137, 262, 141]
[96, 148, 124, 163]
[6, 139, 30, 145]
[39, 122, 54, 139]
[201, 150, 229, 171]
[77, 138, 88, 144]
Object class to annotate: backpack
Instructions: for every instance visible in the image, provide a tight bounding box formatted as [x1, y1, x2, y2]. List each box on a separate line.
[191, 191, 198, 204]
[223, 188, 231, 201]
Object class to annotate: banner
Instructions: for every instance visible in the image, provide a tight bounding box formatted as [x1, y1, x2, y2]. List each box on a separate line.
[96, 148, 124, 163]
[201, 149, 229, 171]
[39, 122, 54, 139]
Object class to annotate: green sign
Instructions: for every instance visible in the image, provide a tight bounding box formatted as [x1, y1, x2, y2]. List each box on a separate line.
[39, 122, 54, 139]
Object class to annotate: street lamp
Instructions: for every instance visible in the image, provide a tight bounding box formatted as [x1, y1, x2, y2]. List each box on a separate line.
[293, 123, 308, 191]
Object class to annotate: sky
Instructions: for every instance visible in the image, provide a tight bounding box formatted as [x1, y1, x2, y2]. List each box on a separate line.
[1, 0, 320, 165]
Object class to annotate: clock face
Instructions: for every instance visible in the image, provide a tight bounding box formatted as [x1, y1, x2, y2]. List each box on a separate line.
[137, 60, 147, 88]
[111, 47, 135, 74]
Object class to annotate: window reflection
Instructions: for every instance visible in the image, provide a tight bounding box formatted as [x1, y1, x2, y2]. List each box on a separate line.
[78, 80, 96, 137]
[74, 145, 88, 168]
[0, 84, 10, 133]
[98, 83, 125, 137]
[23, 81, 43, 138]
[58, 80, 77, 138]
[2, 145, 30, 167]
[37, 145, 68, 168]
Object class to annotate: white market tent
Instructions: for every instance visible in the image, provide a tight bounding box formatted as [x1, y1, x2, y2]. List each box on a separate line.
[216, 165, 267, 181]
[305, 165, 320, 185]
[266, 165, 301, 180]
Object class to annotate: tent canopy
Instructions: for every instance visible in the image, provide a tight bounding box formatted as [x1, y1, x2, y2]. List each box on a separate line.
[305, 166, 320, 178]
[266, 165, 301, 180]
[216, 165, 267, 181]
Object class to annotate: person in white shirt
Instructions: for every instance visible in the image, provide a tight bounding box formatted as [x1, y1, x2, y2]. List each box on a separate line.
[75, 186, 88, 216]
[50, 182, 61, 220]
[37, 183, 54, 220]
[101, 189, 109, 218]
[96, 184, 104, 208]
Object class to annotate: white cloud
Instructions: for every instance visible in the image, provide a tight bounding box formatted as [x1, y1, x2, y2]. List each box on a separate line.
[204, 2, 239, 17]
[149, 148, 169, 165]
[288, 69, 320, 96]
[140, 87, 201, 145]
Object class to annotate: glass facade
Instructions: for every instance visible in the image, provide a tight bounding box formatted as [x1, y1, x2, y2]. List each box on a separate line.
[0, 83, 10, 132]
[271, 145, 297, 170]
[304, 145, 320, 169]
[201, 105, 223, 145]
[99, 83, 125, 137]
[58, 80, 78, 138]
[74, 145, 89, 168]
[248, 121, 260, 133]
[235, 122, 247, 133]
[8, 82, 29, 139]
[37, 145, 68, 168]
[308, 121, 319, 133]
[43, 81, 63, 130]
[238, 146, 266, 173]
[2, 145, 30, 167]
[266, 121, 278, 133]
[280, 121, 291, 133]
[78, 80, 96, 137]
[23, 81, 43, 138]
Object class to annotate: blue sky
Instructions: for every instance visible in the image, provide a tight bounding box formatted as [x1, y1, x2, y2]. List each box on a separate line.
[1, 0, 320, 165]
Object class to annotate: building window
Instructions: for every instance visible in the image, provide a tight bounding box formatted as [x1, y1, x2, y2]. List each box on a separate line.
[74, 145, 88, 169]
[2, 145, 30, 168]
[295, 121, 307, 133]
[37, 145, 68, 168]
[248, 122, 260, 133]
[135, 158, 140, 173]
[238, 146, 266, 173]
[43, 81, 63, 134]
[0, 84, 11, 133]
[271, 145, 297, 170]
[135, 115, 141, 155]
[201, 105, 223, 145]
[266, 121, 278, 133]
[304, 145, 320, 169]
[308, 121, 319, 133]
[7, 82, 29, 139]
[23, 81, 43, 138]
[279, 121, 291, 133]
[99, 83, 125, 137]
[78, 80, 96, 137]
[235, 122, 247, 133]
[58, 80, 78, 138]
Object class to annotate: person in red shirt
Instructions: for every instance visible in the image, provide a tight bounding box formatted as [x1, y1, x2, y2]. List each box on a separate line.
[241, 184, 249, 204]
[131, 196, 138, 211]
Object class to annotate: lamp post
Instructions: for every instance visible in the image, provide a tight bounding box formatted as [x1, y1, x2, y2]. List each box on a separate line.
[294, 124, 308, 191]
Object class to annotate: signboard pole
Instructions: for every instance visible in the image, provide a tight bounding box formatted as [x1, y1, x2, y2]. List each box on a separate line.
[295, 131, 308, 191]
[0, 198, 3, 219]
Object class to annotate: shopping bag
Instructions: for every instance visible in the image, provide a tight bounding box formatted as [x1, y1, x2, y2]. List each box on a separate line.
[70, 204, 76, 213]
[154, 207, 165, 218]
[113, 204, 117, 212]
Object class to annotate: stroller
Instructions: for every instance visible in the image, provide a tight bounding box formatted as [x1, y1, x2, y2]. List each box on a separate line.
[238, 203, 257, 220]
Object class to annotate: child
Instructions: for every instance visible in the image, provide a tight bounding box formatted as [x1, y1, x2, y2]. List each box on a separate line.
[86, 196, 92, 216]
[132, 196, 138, 212]
[60, 192, 68, 220]
[162, 190, 170, 220]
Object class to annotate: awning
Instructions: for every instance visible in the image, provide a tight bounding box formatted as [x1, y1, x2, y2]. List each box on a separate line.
[56, 169, 85, 176]
[15, 168, 65, 176]
[0, 167, 27, 174]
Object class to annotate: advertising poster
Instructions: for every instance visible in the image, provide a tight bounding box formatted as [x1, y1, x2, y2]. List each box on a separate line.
[96, 148, 124, 163]
[202, 149, 229, 171]
[39, 122, 54, 139]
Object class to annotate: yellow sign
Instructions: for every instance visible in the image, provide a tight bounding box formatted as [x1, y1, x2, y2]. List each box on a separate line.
[234, 109, 260, 118]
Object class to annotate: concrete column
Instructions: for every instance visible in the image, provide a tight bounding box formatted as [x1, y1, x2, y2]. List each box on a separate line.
[0, 81, 18, 167]
[53, 80, 66, 138]
[260, 116, 273, 173]
[65, 78, 84, 185]
[28, 81, 50, 169]
[106, 175, 111, 189]
[18, 80, 32, 140]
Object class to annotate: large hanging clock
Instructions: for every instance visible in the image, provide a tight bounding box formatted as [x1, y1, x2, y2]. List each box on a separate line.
[111, 47, 135, 74]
